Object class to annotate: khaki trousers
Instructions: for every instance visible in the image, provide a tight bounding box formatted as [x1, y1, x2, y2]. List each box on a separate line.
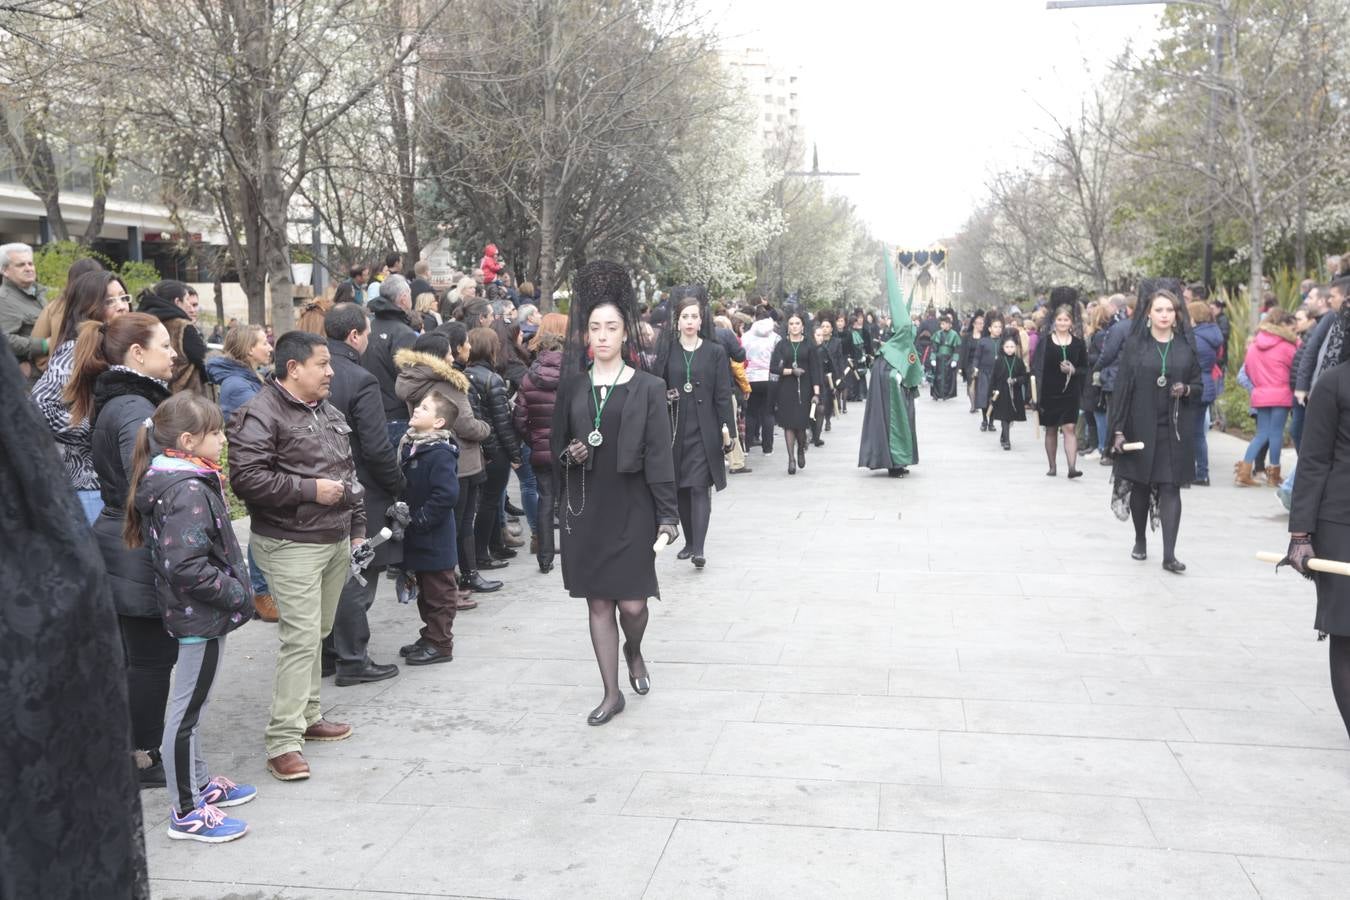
[727, 394, 748, 472]
[251, 534, 349, 757]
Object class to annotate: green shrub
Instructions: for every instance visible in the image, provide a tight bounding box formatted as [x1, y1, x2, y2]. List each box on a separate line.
[220, 444, 248, 521]
[34, 240, 160, 298]
[1214, 379, 1255, 438]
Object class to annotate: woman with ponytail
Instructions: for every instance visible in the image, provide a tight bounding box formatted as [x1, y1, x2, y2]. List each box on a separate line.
[66, 311, 181, 786]
[136, 279, 208, 395]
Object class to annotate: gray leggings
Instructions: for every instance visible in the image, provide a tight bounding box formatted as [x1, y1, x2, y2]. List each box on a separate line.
[162, 636, 224, 815]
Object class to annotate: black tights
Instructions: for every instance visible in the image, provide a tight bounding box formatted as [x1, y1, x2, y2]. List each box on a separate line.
[1130, 483, 1182, 562]
[1330, 635, 1350, 741]
[1045, 424, 1078, 471]
[999, 420, 1011, 442]
[119, 614, 178, 753]
[587, 598, 649, 714]
[678, 486, 712, 556]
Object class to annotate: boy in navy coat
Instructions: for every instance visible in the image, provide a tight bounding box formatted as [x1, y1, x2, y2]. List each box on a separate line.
[397, 391, 461, 665]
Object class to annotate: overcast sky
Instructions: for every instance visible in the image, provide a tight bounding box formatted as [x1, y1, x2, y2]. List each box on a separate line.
[710, 0, 1163, 247]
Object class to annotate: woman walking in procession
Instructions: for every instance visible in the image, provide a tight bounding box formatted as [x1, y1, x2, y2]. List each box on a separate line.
[972, 315, 1004, 433]
[960, 312, 985, 413]
[1107, 282, 1201, 574]
[655, 285, 735, 567]
[551, 261, 678, 725]
[1030, 289, 1088, 477]
[989, 332, 1029, 450]
[770, 311, 821, 475]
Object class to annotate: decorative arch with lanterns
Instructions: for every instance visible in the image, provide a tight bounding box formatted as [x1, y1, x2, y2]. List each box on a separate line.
[893, 246, 961, 314]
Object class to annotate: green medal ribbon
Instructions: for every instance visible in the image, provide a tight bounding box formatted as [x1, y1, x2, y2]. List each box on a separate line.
[1155, 338, 1172, 387]
[587, 364, 624, 446]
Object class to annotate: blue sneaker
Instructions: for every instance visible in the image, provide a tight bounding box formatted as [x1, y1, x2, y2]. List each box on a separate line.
[167, 804, 248, 843]
[199, 775, 257, 808]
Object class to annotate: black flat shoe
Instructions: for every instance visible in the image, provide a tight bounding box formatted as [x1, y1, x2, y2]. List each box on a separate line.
[1001, 440, 1010, 450]
[1162, 559, 1187, 574]
[505, 499, 525, 517]
[399, 637, 429, 657]
[476, 557, 508, 570]
[677, 547, 693, 560]
[887, 467, 908, 477]
[587, 693, 626, 725]
[788, 459, 797, 475]
[692, 556, 706, 569]
[464, 572, 503, 593]
[405, 644, 454, 666]
[623, 642, 650, 695]
[490, 546, 517, 560]
[138, 761, 167, 789]
[538, 559, 554, 574]
[1131, 544, 1147, 561]
[1194, 477, 1210, 486]
[811, 439, 824, 447]
[335, 661, 399, 687]
[1067, 469, 1083, 479]
[1046, 468, 1057, 477]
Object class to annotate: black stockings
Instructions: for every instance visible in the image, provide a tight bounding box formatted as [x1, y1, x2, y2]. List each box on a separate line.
[587, 598, 648, 714]
[1330, 635, 1350, 741]
[1045, 425, 1078, 471]
[677, 486, 712, 556]
[999, 420, 1011, 442]
[1131, 484, 1182, 562]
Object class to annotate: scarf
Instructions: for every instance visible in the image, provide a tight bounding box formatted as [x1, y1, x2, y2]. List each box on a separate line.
[164, 447, 226, 494]
[399, 428, 451, 458]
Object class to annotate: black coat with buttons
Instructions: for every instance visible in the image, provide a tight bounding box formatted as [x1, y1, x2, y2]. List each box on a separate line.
[658, 339, 735, 491]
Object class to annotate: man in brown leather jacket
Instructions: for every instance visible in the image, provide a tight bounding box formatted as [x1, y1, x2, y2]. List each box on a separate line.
[228, 330, 366, 782]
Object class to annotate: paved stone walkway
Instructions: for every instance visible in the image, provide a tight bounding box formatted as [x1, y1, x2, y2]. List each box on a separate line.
[149, 394, 1346, 899]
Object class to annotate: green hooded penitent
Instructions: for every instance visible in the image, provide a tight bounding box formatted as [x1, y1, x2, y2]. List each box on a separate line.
[858, 252, 921, 470]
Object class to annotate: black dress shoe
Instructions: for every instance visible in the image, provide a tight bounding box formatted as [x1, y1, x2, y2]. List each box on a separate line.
[811, 439, 824, 447]
[321, 659, 336, 678]
[587, 693, 626, 725]
[887, 467, 908, 477]
[1001, 440, 1010, 450]
[676, 547, 694, 560]
[1162, 559, 1187, 574]
[692, 556, 706, 569]
[1131, 543, 1147, 561]
[477, 557, 508, 570]
[138, 762, 167, 789]
[1046, 468, 1057, 477]
[623, 642, 650, 694]
[490, 546, 517, 560]
[538, 559, 554, 574]
[1067, 469, 1083, 479]
[335, 661, 399, 686]
[730, 467, 753, 474]
[464, 572, 502, 592]
[399, 637, 429, 657]
[405, 644, 454, 666]
[505, 499, 525, 517]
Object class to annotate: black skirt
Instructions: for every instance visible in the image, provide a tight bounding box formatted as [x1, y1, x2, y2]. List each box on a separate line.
[1315, 522, 1350, 636]
[559, 384, 660, 600]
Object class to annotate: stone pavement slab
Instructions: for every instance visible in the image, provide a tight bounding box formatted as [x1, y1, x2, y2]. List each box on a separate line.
[147, 395, 1343, 898]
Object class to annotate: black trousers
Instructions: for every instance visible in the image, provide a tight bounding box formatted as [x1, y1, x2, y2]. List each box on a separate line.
[456, 476, 481, 578]
[475, 456, 511, 558]
[534, 463, 556, 565]
[323, 567, 382, 674]
[747, 382, 776, 450]
[118, 614, 179, 753]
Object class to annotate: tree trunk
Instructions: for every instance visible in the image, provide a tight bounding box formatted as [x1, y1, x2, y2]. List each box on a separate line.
[536, 1, 560, 311]
[80, 133, 117, 246]
[2, 121, 70, 243]
[1294, 179, 1307, 276]
[387, 30, 420, 259]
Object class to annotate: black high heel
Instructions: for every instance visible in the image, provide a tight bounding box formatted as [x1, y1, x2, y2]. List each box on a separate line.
[587, 693, 626, 725]
[692, 556, 706, 569]
[623, 642, 650, 695]
[1131, 542, 1147, 561]
[676, 547, 693, 560]
[1067, 469, 1083, 479]
[1162, 558, 1186, 574]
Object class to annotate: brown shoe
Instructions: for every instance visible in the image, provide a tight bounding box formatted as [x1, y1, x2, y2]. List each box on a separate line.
[1265, 465, 1282, 487]
[1235, 460, 1258, 486]
[266, 750, 310, 781]
[530, 535, 538, 555]
[456, 594, 479, 610]
[303, 719, 352, 742]
[253, 592, 279, 622]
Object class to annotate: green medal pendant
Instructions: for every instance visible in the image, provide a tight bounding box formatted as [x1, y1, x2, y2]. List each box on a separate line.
[588, 364, 624, 449]
[587, 429, 604, 447]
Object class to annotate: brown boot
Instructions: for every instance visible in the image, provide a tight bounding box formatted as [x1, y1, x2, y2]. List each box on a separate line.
[530, 535, 538, 555]
[1265, 465, 1282, 487]
[1235, 460, 1258, 486]
[253, 592, 279, 622]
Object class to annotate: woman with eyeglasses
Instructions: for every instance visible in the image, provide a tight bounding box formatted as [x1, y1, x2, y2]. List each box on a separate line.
[30, 269, 134, 523]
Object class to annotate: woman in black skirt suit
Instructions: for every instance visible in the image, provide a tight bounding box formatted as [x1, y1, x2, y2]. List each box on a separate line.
[771, 311, 821, 474]
[1286, 301, 1350, 739]
[654, 285, 735, 569]
[551, 261, 679, 725]
[1107, 282, 1200, 574]
[1030, 289, 1088, 477]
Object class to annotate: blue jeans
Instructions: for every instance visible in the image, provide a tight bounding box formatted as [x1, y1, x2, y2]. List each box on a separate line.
[1290, 403, 1306, 452]
[77, 489, 104, 525]
[247, 542, 270, 595]
[1092, 410, 1109, 453]
[1244, 406, 1290, 466]
[1191, 402, 1210, 480]
[515, 443, 539, 535]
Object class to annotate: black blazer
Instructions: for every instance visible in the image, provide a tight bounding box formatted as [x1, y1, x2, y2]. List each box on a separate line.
[1291, 361, 1350, 532]
[550, 368, 678, 523]
[659, 340, 736, 491]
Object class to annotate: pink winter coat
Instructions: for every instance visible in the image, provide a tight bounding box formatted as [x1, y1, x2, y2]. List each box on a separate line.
[1245, 323, 1297, 408]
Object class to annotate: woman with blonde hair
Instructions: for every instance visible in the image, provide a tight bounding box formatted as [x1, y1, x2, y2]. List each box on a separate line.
[415, 291, 441, 332]
[295, 294, 333, 336]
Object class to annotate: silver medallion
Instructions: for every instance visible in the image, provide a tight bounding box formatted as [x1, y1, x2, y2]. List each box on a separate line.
[1156, 375, 1167, 388]
[587, 429, 604, 447]
[683, 382, 693, 393]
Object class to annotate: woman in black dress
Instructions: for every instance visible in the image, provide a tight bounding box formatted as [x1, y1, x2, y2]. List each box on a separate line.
[654, 285, 735, 569]
[989, 332, 1029, 450]
[1285, 301, 1350, 739]
[771, 311, 821, 475]
[1107, 282, 1200, 574]
[1030, 290, 1088, 477]
[551, 261, 678, 725]
[973, 315, 1004, 433]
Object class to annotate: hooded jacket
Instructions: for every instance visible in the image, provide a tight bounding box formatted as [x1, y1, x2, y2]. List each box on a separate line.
[394, 348, 492, 478]
[133, 455, 253, 639]
[513, 347, 562, 466]
[1191, 321, 1224, 403]
[742, 318, 780, 384]
[205, 355, 264, 420]
[361, 296, 419, 420]
[137, 290, 208, 394]
[399, 437, 460, 572]
[1245, 322, 1297, 408]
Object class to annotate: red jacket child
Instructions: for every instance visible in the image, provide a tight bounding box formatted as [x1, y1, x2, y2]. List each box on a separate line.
[479, 244, 503, 284]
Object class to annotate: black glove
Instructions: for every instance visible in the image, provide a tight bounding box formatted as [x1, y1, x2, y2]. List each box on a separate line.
[656, 522, 679, 547]
[1279, 535, 1315, 580]
[1111, 433, 1126, 455]
[561, 438, 589, 468]
[1169, 382, 1187, 398]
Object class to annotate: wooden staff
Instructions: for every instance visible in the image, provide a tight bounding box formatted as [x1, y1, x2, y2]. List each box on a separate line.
[1120, 441, 1145, 452]
[1256, 551, 1350, 577]
[1029, 375, 1040, 439]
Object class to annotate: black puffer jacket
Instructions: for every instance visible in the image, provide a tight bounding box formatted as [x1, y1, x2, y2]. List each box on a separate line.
[90, 367, 170, 618]
[132, 456, 252, 639]
[361, 296, 419, 420]
[466, 361, 520, 465]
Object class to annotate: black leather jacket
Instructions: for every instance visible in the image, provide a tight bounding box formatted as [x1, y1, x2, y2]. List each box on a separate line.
[466, 361, 521, 465]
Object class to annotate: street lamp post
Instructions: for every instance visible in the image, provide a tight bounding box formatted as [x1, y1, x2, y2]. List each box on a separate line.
[1046, 0, 1224, 291]
[776, 143, 860, 301]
